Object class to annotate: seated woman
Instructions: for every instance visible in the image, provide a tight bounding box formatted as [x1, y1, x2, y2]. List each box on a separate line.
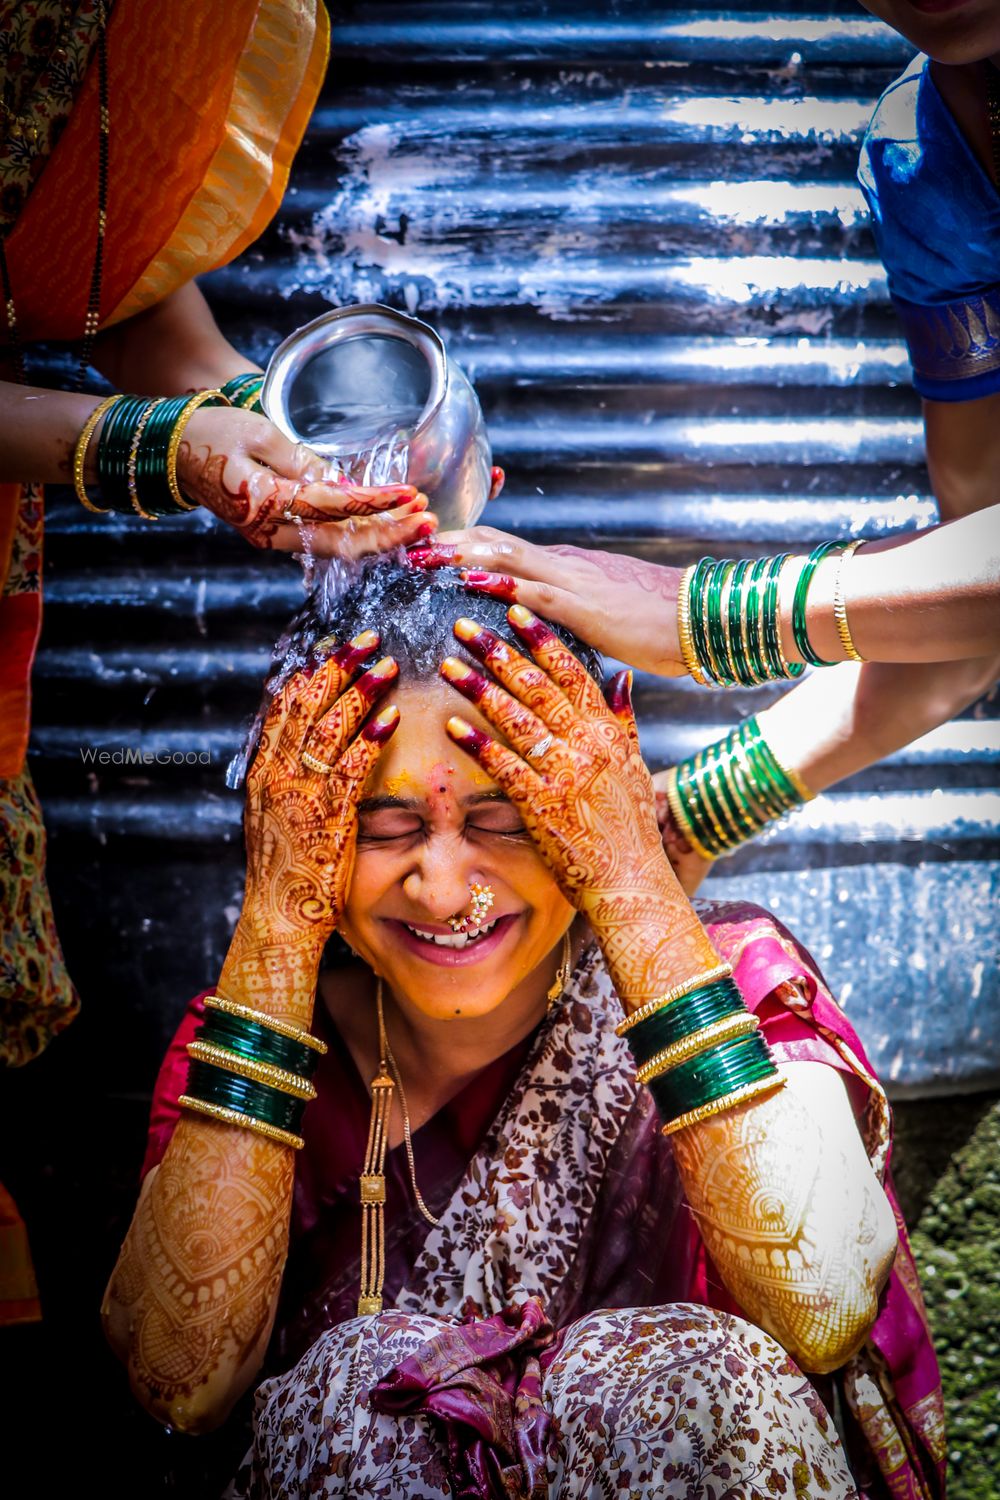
[102, 563, 944, 1499]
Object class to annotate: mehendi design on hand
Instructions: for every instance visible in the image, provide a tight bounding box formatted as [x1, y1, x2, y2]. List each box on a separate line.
[670, 1081, 896, 1374]
[107, 1119, 293, 1428]
[442, 608, 720, 1003]
[239, 641, 400, 953]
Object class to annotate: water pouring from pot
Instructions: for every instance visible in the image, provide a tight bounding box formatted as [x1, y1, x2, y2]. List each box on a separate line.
[262, 304, 496, 532]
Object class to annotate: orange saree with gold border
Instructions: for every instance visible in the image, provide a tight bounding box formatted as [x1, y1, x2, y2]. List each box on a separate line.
[0, 0, 328, 1324]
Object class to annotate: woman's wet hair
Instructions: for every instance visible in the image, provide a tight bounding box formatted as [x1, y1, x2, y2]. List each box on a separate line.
[299, 555, 604, 684]
[227, 556, 603, 791]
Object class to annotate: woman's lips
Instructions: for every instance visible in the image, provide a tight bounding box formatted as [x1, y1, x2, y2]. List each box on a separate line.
[385, 913, 520, 966]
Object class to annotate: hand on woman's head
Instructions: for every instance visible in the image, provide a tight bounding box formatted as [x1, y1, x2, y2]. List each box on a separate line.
[177, 406, 437, 555]
[408, 526, 685, 678]
[440, 607, 679, 918]
[240, 632, 401, 952]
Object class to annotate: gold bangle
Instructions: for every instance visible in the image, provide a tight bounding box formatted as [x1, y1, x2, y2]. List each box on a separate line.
[615, 960, 734, 1036]
[204, 995, 328, 1055]
[179, 1095, 304, 1150]
[663, 767, 716, 863]
[636, 1011, 760, 1084]
[126, 396, 164, 520]
[73, 393, 123, 514]
[165, 389, 230, 511]
[661, 1073, 785, 1136]
[186, 1039, 318, 1100]
[677, 564, 708, 684]
[834, 539, 865, 663]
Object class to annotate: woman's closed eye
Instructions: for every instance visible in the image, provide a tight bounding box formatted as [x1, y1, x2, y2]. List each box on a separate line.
[357, 803, 528, 843]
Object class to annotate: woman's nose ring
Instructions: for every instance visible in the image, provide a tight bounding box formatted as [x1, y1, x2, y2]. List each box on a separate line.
[447, 882, 495, 934]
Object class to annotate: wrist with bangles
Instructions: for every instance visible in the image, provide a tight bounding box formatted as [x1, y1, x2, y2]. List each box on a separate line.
[677, 543, 866, 686]
[72, 373, 263, 519]
[617, 964, 784, 1133]
[664, 713, 813, 861]
[178, 995, 328, 1151]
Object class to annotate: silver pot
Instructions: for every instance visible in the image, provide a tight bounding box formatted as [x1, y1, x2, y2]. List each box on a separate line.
[261, 304, 492, 530]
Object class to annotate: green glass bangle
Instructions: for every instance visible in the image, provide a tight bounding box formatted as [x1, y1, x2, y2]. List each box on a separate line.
[707, 737, 761, 840]
[97, 395, 148, 513]
[744, 723, 801, 809]
[705, 560, 737, 687]
[695, 746, 743, 850]
[743, 557, 771, 682]
[792, 541, 842, 667]
[737, 721, 800, 812]
[220, 373, 263, 403]
[185, 1057, 307, 1135]
[688, 558, 718, 685]
[759, 554, 796, 680]
[624, 980, 745, 1067]
[734, 720, 794, 819]
[724, 558, 755, 685]
[197, 1010, 321, 1079]
[675, 756, 728, 856]
[136, 395, 194, 515]
[647, 1031, 778, 1123]
[728, 730, 786, 824]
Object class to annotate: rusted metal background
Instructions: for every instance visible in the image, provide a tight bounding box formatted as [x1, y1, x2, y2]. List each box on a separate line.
[31, 0, 999, 1096]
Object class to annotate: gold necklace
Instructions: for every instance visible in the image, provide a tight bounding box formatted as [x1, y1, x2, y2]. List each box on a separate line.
[356, 938, 574, 1317]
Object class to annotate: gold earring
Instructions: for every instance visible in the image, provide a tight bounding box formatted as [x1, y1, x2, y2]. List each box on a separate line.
[547, 929, 573, 1011]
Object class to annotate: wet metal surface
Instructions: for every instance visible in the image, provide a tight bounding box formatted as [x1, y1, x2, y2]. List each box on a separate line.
[32, 2, 999, 1094]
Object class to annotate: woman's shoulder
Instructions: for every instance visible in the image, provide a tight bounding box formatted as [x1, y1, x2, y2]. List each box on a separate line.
[857, 53, 1000, 304]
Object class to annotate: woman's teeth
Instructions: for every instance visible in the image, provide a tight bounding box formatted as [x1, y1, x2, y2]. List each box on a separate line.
[406, 918, 499, 949]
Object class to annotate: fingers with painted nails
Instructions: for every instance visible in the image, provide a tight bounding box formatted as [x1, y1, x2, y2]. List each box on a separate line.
[407, 525, 685, 677]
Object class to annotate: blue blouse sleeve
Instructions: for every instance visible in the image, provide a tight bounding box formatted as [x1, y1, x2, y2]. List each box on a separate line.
[858, 54, 1000, 402]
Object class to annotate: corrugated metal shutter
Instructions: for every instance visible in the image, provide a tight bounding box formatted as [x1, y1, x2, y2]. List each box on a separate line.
[32, 1, 999, 1095]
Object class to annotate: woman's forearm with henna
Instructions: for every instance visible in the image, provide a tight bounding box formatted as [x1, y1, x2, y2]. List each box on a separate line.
[669, 1061, 898, 1375]
[102, 935, 321, 1432]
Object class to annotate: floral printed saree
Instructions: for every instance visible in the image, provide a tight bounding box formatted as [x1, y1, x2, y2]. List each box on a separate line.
[148, 902, 946, 1499]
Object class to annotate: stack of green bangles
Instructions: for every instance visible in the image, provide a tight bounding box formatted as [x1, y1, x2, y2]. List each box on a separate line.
[664, 714, 813, 860]
[179, 995, 328, 1151]
[617, 966, 784, 1133]
[679, 542, 852, 686]
[73, 373, 264, 519]
[220, 372, 265, 411]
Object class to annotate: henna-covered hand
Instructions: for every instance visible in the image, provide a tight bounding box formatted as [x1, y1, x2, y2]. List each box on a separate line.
[409, 526, 685, 676]
[440, 606, 720, 1005]
[236, 632, 400, 963]
[177, 407, 437, 556]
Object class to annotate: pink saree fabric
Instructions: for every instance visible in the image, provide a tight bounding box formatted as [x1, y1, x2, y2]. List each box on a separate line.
[143, 900, 945, 1498]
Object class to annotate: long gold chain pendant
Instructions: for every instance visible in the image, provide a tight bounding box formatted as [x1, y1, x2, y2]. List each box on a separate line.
[357, 1067, 393, 1316]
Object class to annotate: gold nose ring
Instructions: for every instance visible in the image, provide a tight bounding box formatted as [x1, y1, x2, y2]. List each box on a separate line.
[447, 881, 495, 934]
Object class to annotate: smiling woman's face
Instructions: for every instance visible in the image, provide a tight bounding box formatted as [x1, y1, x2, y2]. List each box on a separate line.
[337, 680, 575, 1021]
[859, 0, 1000, 62]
